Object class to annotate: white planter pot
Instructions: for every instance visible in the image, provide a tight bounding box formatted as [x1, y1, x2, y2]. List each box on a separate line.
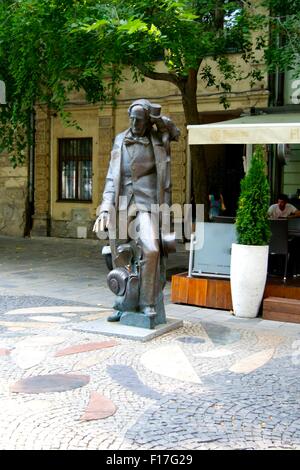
[230, 243, 269, 318]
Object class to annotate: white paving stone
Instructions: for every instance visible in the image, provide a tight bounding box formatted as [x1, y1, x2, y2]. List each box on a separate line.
[195, 348, 234, 358]
[72, 349, 114, 371]
[28, 315, 69, 323]
[229, 348, 275, 374]
[4, 306, 103, 315]
[11, 348, 48, 369]
[0, 399, 52, 414]
[16, 336, 68, 347]
[140, 343, 201, 384]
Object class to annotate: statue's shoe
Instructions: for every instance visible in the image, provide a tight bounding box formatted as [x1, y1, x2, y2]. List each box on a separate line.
[143, 306, 157, 318]
[107, 311, 123, 322]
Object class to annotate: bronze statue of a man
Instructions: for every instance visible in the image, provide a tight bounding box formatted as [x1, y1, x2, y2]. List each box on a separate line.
[94, 99, 179, 329]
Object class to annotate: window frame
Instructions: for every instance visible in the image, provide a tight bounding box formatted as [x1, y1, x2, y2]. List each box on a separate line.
[57, 137, 93, 203]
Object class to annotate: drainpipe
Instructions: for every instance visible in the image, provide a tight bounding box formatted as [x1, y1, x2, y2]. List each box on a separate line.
[26, 108, 35, 235]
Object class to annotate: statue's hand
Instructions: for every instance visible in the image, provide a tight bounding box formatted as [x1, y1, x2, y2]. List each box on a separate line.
[93, 212, 110, 232]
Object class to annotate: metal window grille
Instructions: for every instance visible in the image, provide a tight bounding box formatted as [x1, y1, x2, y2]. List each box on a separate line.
[58, 138, 92, 201]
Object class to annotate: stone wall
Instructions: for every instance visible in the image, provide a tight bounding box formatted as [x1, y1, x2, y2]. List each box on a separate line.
[0, 152, 28, 236]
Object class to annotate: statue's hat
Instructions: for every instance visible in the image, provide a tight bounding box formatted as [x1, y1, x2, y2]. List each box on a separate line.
[148, 103, 162, 119]
[128, 99, 161, 119]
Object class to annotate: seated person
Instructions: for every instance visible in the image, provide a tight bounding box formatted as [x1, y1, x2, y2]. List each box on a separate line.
[268, 193, 300, 219]
[268, 194, 300, 276]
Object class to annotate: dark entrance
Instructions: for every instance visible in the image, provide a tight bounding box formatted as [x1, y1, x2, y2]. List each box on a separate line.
[205, 143, 244, 218]
[222, 144, 245, 217]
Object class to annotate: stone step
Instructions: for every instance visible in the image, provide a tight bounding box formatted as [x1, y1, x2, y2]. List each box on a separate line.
[263, 296, 300, 323]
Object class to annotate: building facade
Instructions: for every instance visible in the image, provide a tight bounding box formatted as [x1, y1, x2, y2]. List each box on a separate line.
[0, 56, 269, 238]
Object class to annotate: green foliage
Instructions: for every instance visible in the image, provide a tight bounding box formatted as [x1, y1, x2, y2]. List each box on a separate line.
[235, 145, 271, 246]
[83, 0, 265, 84]
[0, 0, 121, 164]
[262, 0, 300, 75]
[0, 0, 299, 167]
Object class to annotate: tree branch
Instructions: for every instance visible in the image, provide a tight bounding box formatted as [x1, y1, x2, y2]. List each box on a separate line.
[137, 66, 182, 87]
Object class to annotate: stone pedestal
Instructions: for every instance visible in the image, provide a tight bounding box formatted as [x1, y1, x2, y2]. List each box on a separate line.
[72, 317, 183, 342]
[119, 294, 166, 329]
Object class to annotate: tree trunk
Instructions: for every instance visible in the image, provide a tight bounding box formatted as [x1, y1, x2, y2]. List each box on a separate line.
[143, 66, 209, 220]
[179, 70, 209, 220]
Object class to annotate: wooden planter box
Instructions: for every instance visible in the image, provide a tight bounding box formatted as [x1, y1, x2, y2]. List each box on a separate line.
[263, 297, 300, 323]
[171, 272, 300, 314]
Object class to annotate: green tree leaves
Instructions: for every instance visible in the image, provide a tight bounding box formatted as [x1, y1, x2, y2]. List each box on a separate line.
[0, 0, 299, 173]
[236, 145, 271, 246]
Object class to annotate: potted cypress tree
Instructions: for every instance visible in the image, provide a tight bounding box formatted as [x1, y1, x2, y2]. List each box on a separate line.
[230, 145, 271, 318]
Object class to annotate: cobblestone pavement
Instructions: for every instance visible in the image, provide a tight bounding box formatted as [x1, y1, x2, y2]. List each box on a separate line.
[0, 236, 300, 450]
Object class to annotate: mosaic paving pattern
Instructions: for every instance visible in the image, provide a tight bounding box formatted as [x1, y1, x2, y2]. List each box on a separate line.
[229, 348, 275, 374]
[55, 340, 118, 357]
[0, 295, 92, 315]
[140, 344, 201, 384]
[201, 322, 241, 345]
[176, 336, 205, 345]
[0, 293, 299, 450]
[10, 374, 90, 394]
[80, 391, 117, 421]
[4, 306, 103, 316]
[107, 365, 163, 401]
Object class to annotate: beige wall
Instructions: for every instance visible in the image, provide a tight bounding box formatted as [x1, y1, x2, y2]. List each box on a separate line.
[51, 106, 100, 228]
[0, 152, 28, 236]
[40, 60, 269, 238]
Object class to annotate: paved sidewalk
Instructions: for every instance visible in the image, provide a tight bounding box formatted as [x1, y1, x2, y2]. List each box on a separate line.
[0, 235, 299, 450]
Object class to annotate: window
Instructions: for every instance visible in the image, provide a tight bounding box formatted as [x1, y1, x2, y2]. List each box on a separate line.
[58, 138, 92, 201]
